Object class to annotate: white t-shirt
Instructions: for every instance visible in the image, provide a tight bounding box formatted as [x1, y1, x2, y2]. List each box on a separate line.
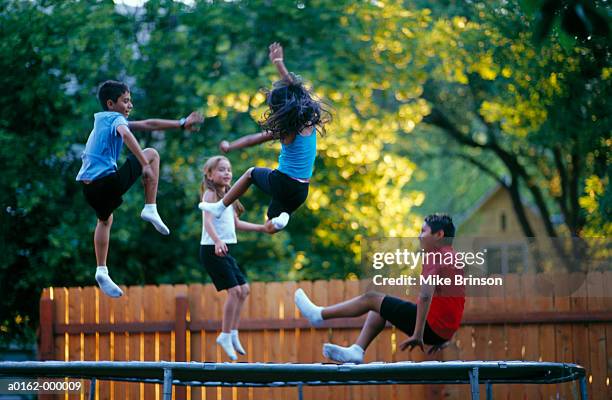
[200, 204, 237, 245]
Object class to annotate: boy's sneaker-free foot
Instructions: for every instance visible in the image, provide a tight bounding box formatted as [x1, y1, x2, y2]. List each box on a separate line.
[141, 204, 170, 235]
[323, 343, 364, 364]
[294, 288, 323, 327]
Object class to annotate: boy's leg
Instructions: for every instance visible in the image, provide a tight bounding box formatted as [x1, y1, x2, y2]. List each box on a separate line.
[94, 214, 113, 267]
[230, 283, 249, 355]
[139, 148, 169, 235]
[93, 214, 123, 298]
[323, 293, 387, 364]
[319, 295, 386, 364]
[322, 291, 385, 319]
[295, 289, 385, 325]
[142, 147, 160, 204]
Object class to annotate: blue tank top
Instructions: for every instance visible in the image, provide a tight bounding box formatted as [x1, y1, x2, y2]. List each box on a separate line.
[277, 129, 317, 179]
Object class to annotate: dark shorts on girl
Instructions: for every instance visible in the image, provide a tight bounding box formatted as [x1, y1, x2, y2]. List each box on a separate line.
[199, 244, 247, 291]
[379, 295, 448, 345]
[82, 153, 142, 221]
[250, 167, 309, 218]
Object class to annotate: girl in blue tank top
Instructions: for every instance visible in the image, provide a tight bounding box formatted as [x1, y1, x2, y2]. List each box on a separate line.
[200, 42, 331, 234]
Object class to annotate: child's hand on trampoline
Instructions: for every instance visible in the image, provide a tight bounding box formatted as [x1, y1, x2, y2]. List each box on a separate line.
[427, 341, 449, 355]
[269, 42, 284, 64]
[399, 334, 424, 352]
[219, 140, 230, 153]
[184, 111, 204, 132]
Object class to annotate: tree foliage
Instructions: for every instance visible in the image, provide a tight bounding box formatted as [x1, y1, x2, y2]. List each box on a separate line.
[0, 0, 608, 345]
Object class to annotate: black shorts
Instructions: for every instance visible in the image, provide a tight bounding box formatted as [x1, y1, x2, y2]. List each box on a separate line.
[379, 295, 448, 345]
[82, 153, 142, 221]
[199, 245, 247, 291]
[251, 168, 309, 218]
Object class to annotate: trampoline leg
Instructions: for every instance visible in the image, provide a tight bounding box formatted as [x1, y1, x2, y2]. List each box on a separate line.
[469, 367, 480, 400]
[579, 377, 588, 400]
[297, 383, 303, 400]
[89, 378, 96, 400]
[163, 368, 173, 400]
[486, 382, 492, 400]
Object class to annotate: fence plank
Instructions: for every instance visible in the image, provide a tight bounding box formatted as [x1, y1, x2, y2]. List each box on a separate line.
[603, 270, 612, 400]
[81, 287, 96, 400]
[127, 286, 143, 400]
[111, 286, 129, 400]
[187, 284, 204, 400]
[202, 283, 219, 400]
[587, 272, 607, 398]
[41, 274, 612, 400]
[142, 285, 159, 400]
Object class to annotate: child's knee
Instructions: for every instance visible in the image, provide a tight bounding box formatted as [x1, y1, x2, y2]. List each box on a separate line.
[143, 148, 159, 161]
[240, 285, 250, 299]
[228, 286, 241, 298]
[98, 214, 113, 226]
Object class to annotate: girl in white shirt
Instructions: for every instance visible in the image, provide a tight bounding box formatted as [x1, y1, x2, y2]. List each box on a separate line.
[199, 155, 268, 360]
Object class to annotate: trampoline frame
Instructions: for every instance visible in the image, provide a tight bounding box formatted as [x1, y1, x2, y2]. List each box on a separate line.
[0, 360, 587, 400]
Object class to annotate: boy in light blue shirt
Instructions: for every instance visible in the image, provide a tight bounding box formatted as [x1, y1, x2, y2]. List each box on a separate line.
[76, 80, 203, 297]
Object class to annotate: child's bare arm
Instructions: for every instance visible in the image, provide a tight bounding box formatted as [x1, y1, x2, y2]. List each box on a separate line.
[202, 191, 228, 255]
[117, 124, 154, 181]
[234, 214, 276, 234]
[234, 213, 265, 233]
[269, 42, 293, 84]
[219, 131, 274, 153]
[398, 284, 435, 352]
[129, 111, 204, 132]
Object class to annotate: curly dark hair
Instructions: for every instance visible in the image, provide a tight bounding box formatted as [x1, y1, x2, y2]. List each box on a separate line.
[259, 76, 332, 141]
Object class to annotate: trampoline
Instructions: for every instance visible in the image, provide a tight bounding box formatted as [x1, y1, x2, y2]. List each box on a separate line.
[0, 360, 587, 400]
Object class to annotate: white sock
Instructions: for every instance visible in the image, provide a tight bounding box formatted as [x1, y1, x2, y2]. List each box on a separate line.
[140, 204, 170, 235]
[95, 266, 123, 298]
[216, 332, 237, 361]
[198, 200, 227, 219]
[294, 288, 323, 327]
[323, 343, 364, 364]
[271, 212, 290, 230]
[231, 330, 246, 355]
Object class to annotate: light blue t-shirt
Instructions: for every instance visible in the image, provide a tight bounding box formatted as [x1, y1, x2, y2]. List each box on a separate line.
[277, 129, 317, 179]
[76, 112, 129, 181]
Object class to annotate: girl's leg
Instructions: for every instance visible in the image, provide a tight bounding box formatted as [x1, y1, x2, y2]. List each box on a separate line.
[140, 148, 169, 235]
[230, 284, 250, 330]
[230, 284, 250, 355]
[222, 167, 254, 206]
[94, 214, 123, 297]
[222, 286, 242, 333]
[217, 286, 242, 360]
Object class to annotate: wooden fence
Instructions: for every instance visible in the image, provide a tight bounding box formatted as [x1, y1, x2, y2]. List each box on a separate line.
[39, 272, 612, 400]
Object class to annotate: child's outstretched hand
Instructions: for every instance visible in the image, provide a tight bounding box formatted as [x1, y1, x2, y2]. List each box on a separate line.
[184, 111, 204, 131]
[269, 42, 284, 64]
[219, 140, 230, 153]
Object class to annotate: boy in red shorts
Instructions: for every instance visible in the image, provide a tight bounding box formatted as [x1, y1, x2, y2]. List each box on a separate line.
[295, 214, 465, 362]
